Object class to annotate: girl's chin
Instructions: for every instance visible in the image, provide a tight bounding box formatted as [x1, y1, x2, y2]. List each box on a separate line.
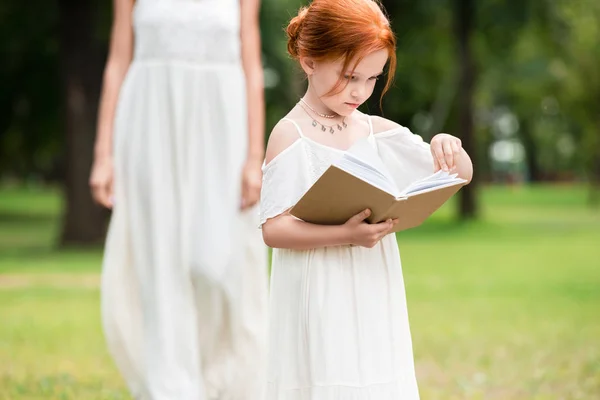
[322, 103, 355, 118]
[336, 109, 355, 117]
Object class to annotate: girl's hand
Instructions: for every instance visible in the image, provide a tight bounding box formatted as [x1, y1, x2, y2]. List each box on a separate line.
[241, 159, 263, 210]
[90, 156, 114, 209]
[343, 209, 399, 248]
[430, 133, 463, 172]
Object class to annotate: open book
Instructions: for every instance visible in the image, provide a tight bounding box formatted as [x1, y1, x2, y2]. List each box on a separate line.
[289, 138, 468, 232]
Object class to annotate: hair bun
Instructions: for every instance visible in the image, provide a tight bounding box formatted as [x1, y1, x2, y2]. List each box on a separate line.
[286, 7, 309, 59]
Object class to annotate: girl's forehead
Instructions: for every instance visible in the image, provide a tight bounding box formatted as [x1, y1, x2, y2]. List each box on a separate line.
[328, 49, 389, 74]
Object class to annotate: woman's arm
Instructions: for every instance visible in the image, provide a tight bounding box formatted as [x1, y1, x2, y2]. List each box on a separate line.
[90, 0, 135, 207]
[239, 0, 265, 210]
[94, 0, 134, 159]
[240, 0, 265, 165]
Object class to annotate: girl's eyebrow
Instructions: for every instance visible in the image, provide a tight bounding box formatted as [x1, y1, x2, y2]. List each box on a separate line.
[339, 70, 384, 77]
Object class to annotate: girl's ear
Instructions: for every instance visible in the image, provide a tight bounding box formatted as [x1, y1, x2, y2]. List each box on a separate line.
[300, 57, 316, 76]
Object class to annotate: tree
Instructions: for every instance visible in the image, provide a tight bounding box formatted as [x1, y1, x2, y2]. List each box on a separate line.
[0, 1, 62, 181]
[550, 0, 600, 204]
[57, 0, 109, 244]
[375, 0, 480, 219]
[454, 0, 477, 218]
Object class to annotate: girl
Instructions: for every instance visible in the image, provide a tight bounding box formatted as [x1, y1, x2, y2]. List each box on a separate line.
[260, 0, 473, 399]
[91, 0, 268, 398]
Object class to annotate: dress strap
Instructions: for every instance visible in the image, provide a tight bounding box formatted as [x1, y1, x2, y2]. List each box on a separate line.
[367, 115, 374, 137]
[282, 118, 305, 138]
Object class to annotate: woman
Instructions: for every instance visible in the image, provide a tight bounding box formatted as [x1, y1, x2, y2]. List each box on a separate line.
[89, 0, 267, 398]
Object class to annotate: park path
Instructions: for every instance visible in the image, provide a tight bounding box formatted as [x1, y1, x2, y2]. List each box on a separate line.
[0, 273, 99, 289]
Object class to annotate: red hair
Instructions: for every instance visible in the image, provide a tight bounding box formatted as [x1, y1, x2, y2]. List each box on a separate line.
[286, 0, 397, 99]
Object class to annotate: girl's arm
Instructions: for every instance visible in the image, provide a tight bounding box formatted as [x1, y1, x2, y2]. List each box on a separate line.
[262, 214, 352, 250]
[262, 209, 397, 250]
[239, 0, 265, 210]
[370, 115, 473, 182]
[430, 134, 474, 182]
[90, 0, 135, 208]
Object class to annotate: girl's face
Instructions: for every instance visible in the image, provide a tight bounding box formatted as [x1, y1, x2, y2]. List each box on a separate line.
[303, 48, 389, 116]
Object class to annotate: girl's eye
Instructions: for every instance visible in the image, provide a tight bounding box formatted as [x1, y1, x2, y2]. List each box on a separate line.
[369, 76, 380, 81]
[344, 75, 357, 81]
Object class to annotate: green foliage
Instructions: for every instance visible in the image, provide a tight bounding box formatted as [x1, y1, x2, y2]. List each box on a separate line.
[1, 0, 599, 184]
[551, 0, 600, 184]
[0, 1, 61, 181]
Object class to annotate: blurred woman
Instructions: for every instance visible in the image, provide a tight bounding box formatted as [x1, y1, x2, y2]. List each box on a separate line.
[89, 0, 268, 398]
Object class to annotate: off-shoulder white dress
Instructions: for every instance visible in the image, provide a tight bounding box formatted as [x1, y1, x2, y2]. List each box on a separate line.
[260, 115, 434, 400]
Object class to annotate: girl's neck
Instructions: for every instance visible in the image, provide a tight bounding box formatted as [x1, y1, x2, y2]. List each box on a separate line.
[301, 87, 338, 118]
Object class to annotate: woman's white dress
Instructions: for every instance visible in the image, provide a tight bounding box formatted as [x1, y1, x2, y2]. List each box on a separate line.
[260, 116, 434, 400]
[101, 1, 268, 399]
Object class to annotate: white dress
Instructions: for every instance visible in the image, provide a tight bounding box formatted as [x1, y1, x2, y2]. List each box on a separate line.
[260, 116, 434, 400]
[101, 1, 268, 399]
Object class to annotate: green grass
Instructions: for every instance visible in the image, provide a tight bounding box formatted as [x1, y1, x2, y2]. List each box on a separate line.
[1, 184, 599, 399]
[0, 187, 125, 400]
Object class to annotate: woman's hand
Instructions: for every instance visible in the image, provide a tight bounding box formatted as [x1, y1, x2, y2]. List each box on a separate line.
[241, 159, 263, 210]
[343, 209, 398, 248]
[90, 156, 114, 209]
[430, 133, 463, 172]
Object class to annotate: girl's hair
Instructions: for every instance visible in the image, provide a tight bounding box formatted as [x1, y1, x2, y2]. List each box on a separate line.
[286, 0, 396, 100]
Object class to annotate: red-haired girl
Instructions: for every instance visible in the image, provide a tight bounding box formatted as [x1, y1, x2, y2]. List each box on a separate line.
[260, 0, 473, 398]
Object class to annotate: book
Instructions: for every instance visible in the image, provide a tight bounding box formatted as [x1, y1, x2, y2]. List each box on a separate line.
[289, 138, 468, 232]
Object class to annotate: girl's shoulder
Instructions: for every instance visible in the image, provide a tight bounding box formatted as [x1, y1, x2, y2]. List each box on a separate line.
[365, 114, 404, 134]
[363, 114, 430, 149]
[264, 117, 305, 167]
[362, 114, 424, 141]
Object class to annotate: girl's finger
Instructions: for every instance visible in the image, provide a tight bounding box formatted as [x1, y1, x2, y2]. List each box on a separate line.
[451, 140, 460, 155]
[382, 220, 395, 237]
[374, 219, 392, 234]
[443, 140, 454, 170]
[432, 142, 448, 171]
[433, 155, 441, 172]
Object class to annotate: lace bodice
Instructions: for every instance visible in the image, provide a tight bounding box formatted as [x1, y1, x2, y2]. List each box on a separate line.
[133, 0, 241, 64]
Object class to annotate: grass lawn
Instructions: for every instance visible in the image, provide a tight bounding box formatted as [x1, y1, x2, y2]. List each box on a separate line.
[1, 184, 599, 399]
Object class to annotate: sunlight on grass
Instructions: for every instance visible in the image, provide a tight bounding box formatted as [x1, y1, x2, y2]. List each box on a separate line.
[1, 184, 599, 399]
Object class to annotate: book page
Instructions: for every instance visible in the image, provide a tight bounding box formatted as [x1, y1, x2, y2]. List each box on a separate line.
[400, 170, 467, 196]
[334, 138, 400, 196]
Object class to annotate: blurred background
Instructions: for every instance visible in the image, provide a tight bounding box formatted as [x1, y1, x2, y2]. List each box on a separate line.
[1, 0, 599, 399]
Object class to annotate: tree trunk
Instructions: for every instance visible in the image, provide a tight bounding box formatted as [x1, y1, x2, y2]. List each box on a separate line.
[590, 156, 600, 207]
[454, 0, 478, 219]
[519, 119, 543, 182]
[589, 121, 600, 207]
[58, 0, 108, 245]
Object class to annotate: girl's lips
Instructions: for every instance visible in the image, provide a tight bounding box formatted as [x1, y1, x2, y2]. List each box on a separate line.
[345, 102, 360, 108]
